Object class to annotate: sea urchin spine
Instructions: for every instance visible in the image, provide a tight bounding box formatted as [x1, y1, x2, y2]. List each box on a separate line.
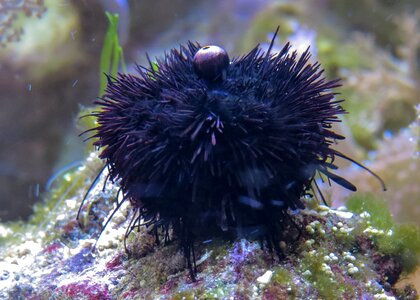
[79, 28, 385, 281]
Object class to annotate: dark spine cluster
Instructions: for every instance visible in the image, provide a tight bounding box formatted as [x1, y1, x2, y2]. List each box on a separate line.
[80, 29, 385, 280]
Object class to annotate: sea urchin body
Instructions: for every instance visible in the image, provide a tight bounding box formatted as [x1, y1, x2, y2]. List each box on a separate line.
[81, 29, 384, 280]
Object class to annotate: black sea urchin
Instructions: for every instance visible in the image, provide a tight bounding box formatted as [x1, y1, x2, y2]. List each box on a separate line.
[79, 28, 385, 280]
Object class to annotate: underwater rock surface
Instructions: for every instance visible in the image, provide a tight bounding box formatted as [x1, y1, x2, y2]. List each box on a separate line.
[0, 153, 418, 299]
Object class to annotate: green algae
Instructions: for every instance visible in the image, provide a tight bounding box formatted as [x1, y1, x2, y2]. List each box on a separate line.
[317, 36, 374, 77]
[76, 12, 128, 153]
[380, 100, 417, 134]
[173, 290, 197, 300]
[304, 194, 323, 210]
[272, 266, 292, 286]
[347, 194, 420, 274]
[299, 247, 343, 300]
[0, 221, 26, 246]
[346, 194, 394, 230]
[237, 3, 299, 52]
[292, 206, 407, 299]
[328, 1, 405, 50]
[377, 224, 420, 274]
[199, 287, 233, 300]
[99, 12, 127, 97]
[123, 242, 186, 292]
[175, 285, 236, 300]
[338, 86, 379, 150]
[198, 238, 231, 263]
[76, 105, 99, 153]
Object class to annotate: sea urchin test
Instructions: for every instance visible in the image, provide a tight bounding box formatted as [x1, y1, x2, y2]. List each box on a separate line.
[79, 28, 385, 281]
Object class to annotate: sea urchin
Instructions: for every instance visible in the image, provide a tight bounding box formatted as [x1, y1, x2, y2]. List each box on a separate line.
[79, 28, 385, 280]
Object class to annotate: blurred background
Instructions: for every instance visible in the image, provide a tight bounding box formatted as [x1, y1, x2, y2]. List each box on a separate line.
[0, 0, 419, 232]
